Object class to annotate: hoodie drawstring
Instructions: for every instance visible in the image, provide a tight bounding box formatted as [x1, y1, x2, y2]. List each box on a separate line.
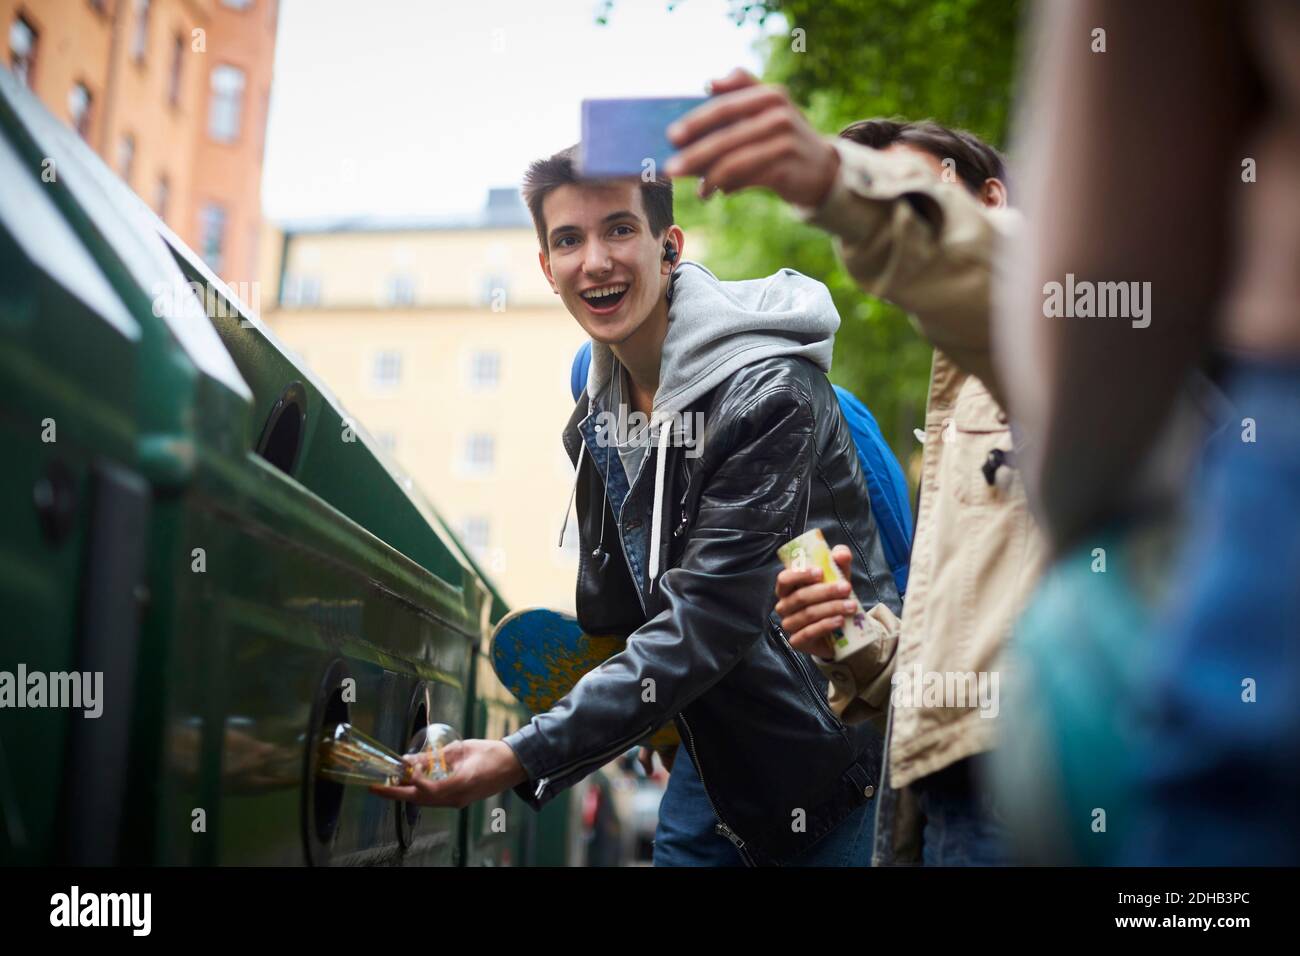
[593, 364, 618, 568]
[557, 429, 611, 573]
[559, 365, 616, 567]
[556, 440, 586, 547]
[562, 357, 671, 589]
[646, 416, 672, 593]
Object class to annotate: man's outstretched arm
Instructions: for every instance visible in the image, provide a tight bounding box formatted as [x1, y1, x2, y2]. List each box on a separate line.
[375, 375, 821, 809]
[502, 379, 821, 808]
[667, 69, 1017, 407]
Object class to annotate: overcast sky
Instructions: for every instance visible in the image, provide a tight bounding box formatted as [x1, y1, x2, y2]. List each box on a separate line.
[261, 0, 784, 222]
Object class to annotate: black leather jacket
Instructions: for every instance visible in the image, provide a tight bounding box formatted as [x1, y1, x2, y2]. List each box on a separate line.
[504, 355, 902, 865]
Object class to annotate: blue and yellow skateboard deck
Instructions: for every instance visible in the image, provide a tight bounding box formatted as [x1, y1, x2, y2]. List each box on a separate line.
[490, 607, 680, 750]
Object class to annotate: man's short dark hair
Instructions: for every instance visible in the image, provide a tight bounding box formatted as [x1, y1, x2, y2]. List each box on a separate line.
[838, 119, 1008, 198]
[521, 144, 674, 252]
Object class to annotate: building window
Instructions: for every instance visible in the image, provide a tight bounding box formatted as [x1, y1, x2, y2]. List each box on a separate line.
[9, 15, 38, 89]
[385, 274, 415, 306]
[259, 89, 269, 156]
[68, 82, 93, 139]
[460, 516, 491, 555]
[371, 351, 402, 390]
[468, 350, 500, 390]
[199, 203, 226, 273]
[208, 64, 245, 142]
[130, 0, 150, 63]
[117, 133, 135, 184]
[154, 174, 169, 219]
[168, 33, 183, 106]
[281, 274, 320, 307]
[463, 433, 495, 475]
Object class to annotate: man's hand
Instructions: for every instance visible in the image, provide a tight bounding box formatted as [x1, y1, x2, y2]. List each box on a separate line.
[657, 745, 675, 774]
[369, 738, 527, 809]
[664, 67, 840, 206]
[774, 544, 858, 660]
[637, 745, 676, 776]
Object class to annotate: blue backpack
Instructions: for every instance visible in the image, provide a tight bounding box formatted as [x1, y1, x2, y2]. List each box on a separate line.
[570, 341, 913, 593]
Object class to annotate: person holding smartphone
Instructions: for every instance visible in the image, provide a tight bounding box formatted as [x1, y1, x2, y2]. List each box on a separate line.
[665, 69, 1046, 865]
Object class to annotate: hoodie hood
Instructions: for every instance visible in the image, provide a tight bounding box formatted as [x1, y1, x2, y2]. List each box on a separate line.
[584, 259, 841, 417]
[566, 260, 842, 593]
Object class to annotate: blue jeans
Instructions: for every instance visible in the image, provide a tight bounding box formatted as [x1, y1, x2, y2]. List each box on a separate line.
[653, 744, 744, 867]
[653, 744, 876, 866]
[785, 798, 875, 867]
[913, 754, 1012, 866]
[1123, 360, 1300, 865]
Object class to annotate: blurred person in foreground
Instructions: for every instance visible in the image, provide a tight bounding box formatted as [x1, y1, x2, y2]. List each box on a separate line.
[374, 144, 904, 867]
[667, 72, 1046, 865]
[993, 0, 1299, 864]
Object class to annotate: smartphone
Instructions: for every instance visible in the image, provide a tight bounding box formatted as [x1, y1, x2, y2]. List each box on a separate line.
[578, 96, 709, 178]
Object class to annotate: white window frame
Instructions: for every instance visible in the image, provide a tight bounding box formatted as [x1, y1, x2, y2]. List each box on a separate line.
[461, 432, 495, 476]
[208, 64, 245, 143]
[130, 0, 150, 63]
[282, 273, 321, 307]
[68, 81, 92, 138]
[369, 350, 403, 393]
[199, 202, 226, 273]
[8, 16, 38, 88]
[467, 349, 501, 390]
[385, 274, 416, 307]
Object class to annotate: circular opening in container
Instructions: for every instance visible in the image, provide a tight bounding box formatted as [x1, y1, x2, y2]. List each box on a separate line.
[397, 685, 430, 849]
[256, 381, 307, 475]
[302, 660, 350, 866]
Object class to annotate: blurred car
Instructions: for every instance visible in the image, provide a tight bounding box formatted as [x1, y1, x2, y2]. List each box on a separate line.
[564, 770, 627, 867]
[610, 748, 666, 863]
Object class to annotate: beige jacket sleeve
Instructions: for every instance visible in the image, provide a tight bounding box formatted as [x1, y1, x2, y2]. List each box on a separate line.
[797, 138, 1021, 407]
[810, 600, 902, 731]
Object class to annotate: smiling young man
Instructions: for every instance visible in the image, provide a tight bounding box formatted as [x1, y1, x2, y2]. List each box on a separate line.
[371, 144, 903, 866]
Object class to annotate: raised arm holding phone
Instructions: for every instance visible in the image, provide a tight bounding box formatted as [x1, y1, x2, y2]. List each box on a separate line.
[669, 68, 1046, 866]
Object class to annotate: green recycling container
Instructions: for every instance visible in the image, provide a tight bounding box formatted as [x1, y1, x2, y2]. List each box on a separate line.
[0, 70, 577, 867]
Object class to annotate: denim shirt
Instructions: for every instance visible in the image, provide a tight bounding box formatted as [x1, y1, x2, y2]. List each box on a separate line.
[578, 399, 651, 595]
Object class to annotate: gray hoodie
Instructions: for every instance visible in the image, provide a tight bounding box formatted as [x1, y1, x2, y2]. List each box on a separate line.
[563, 260, 841, 590]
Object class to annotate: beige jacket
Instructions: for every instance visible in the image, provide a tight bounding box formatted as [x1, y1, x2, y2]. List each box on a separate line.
[799, 139, 1047, 789]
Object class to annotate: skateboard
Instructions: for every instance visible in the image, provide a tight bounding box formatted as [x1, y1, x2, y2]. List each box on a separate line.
[490, 607, 680, 750]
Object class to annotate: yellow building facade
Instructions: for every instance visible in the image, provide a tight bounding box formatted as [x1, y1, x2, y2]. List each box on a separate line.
[264, 191, 589, 612]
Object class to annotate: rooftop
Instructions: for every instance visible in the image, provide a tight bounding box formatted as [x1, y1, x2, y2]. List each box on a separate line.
[279, 187, 532, 236]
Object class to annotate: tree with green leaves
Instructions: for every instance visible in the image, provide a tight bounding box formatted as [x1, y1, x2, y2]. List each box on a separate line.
[662, 0, 1023, 477]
